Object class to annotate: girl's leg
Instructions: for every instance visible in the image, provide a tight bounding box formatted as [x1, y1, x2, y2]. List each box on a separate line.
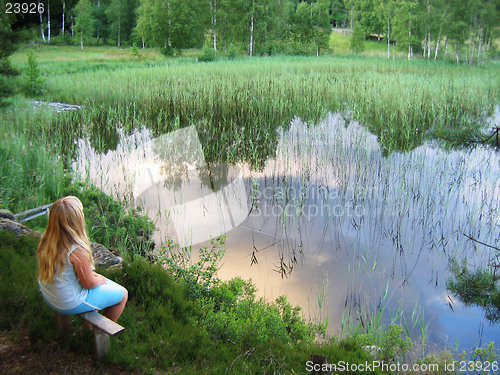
[102, 287, 128, 322]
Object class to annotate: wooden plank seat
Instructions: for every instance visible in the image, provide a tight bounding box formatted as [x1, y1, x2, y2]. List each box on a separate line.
[55, 311, 124, 360]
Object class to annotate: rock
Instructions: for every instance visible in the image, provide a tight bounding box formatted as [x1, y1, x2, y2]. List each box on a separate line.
[0, 209, 16, 221]
[0, 218, 32, 236]
[91, 242, 123, 269]
[309, 354, 333, 375]
[0, 216, 121, 269]
[29, 100, 83, 113]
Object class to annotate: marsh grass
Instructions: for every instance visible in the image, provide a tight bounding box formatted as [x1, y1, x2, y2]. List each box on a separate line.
[32, 54, 500, 158]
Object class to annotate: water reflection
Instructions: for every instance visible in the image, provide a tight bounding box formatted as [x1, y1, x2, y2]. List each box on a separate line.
[74, 113, 499, 353]
[74, 126, 249, 248]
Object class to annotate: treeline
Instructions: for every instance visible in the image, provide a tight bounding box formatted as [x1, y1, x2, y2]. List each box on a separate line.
[9, 0, 500, 61]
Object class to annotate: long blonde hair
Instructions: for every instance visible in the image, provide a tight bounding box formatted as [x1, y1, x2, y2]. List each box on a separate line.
[37, 196, 93, 283]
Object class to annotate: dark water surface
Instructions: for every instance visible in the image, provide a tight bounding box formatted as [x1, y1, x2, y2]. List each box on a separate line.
[75, 112, 500, 353]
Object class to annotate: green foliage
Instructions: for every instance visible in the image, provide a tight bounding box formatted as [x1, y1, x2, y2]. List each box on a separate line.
[157, 236, 226, 296]
[225, 43, 239, 60]
[0, 75, 14, 107]
[459, 341, 498, 375]
[0, 0, 17, 60]
[447, 257, 500, 323]
[0, 231, 40, 330]
[351, 24, 366, 53]
[0, 4, 17, 107]
[22, 51, 45, 97]
[198, 45, 217, 62]
[355, 324, 413, 362]
[160, 45, 174, 57]
[158, 237, 324, 351]
[0, 57, 19, 76]
[130, 43, 141, 57]
[136, 0, 205, 49]
[0, 111, 69, 211]
[74, 0, 95, 48]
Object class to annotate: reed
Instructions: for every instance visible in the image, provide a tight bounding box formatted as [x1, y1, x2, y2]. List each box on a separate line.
[36, 55, 500, 160]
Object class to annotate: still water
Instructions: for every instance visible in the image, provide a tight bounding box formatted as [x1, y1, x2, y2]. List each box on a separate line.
[75, 112, 500, 353]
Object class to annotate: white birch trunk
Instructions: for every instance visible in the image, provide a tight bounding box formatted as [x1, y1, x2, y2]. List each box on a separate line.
[211, 0, 217, 50]
[249, 9, 254, 56]
[423, 29, 427, 57]
[387, 17, 391, 59]
[477, 28, 483, 61]
[117, 11, 121, 47]
[168, 2, 172, 46]
[71, 15, 74, 37]
[427, 31, 431, 58]
[62, 1, 65, 37]
[38, 0, 46, 43]
[434, 14, 445, 60]
[408, 8, 412, 60]
[47, 0, 50, 44]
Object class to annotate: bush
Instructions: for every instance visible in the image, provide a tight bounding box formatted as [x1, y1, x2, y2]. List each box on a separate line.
[0, 75, 14, 107]
[22, 50, 45, 96]
[0, 57, 19, 76]
[130, 43, 141, 57]
[160, 45, 174, 57]
[350, 24, 366, 53]
[0, 231, 41, 330]
[225, 43, 239, 59]
[198, 45, 217, 62]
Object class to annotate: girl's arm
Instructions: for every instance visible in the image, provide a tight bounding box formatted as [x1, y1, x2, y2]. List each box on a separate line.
[70, 248, 107, 289]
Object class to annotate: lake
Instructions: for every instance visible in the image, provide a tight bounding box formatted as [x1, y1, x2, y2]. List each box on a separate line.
[75, 111, 500, 354]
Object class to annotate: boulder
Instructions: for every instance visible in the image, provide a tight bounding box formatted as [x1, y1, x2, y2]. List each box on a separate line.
[91, 243, 123, 269]
[0, 218, 32, 236]
[0, 209, 16, 221]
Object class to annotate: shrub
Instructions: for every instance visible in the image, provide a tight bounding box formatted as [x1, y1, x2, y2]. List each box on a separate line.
[225, 43, 239, 59]
[0, 230, 41, 330]
[0, 75, 14, 107]
[22, 50, 45, 96]
[350, 24, 366, 53]
[198, 45, 217, 62]
[130, 43, 141, 57]
[160, 45, 174, 57]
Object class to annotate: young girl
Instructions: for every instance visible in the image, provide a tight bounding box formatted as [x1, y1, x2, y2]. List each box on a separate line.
[37, 196, 128, 322]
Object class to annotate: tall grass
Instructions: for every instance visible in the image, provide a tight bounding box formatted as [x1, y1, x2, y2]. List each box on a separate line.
[0, 98, 68, 211]
[38, 55, 500, 157]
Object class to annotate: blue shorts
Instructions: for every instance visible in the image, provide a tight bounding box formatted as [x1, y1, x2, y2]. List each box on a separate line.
[46, 278, 125, 315]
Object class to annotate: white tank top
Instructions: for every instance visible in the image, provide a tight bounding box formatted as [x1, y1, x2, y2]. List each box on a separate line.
[39, 244, 89, 310]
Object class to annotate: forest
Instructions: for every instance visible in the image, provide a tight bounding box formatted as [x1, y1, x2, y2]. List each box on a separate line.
[6, 0, 499, 63]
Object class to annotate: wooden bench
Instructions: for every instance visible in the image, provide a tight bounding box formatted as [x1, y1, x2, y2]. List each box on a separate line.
[55, 311, 124, 360]
[14, 203, 53, 223]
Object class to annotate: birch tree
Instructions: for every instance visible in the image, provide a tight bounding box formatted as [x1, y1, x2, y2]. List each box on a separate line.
[107, 0, 137, 46]
[74, 0, 94, 49]
[392, 0, 421, 59]
[376, 0, 396, 59]
[47, 0, 51, 44]
[38, 0, 46, 43]
[136, 0, 205, 49]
